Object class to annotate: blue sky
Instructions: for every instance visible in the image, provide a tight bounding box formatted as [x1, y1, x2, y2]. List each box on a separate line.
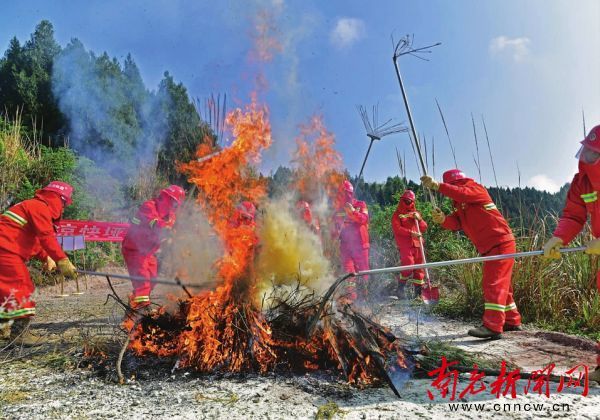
[2, 0, 599, 191]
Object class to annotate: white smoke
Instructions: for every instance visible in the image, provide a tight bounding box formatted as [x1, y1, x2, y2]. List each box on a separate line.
[52, 41, 171, 180]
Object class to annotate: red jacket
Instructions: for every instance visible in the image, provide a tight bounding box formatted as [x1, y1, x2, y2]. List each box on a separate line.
[122, 199, 175, 256]
[332, 199, 370, 249]
[392, 206, 427, 250]
[0, 191, 67, 262]
[553, 172, 598, 243]
[438, 179, 514, 254]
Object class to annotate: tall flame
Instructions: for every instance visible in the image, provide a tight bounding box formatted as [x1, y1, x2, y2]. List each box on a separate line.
[292, 115, 345, 203]
[171, 97, 277, 372]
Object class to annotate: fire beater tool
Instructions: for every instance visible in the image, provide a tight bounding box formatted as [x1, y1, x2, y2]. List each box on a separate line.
[307, 246, 585, 337]
[356, 105, 407, 190]
[392, 35, 441, 301]
[392, 36, 441, 190]
[414, 217, 438, 304]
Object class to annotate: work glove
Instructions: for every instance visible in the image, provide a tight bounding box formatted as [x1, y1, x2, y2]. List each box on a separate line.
[410, 231, 422, 238]
[421, 175, 440, 191]
[57, 258, 77, 279]
[43, 256, 56, 272]
[585, 238, 600, 256]
[413, 212, 422, 221]
[431, 208, 446, 224]
[344, 202, 355, 215]
[542, 236, 563, 259]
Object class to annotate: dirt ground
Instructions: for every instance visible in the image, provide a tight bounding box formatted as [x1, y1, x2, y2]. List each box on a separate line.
[0, 275, 598, 419]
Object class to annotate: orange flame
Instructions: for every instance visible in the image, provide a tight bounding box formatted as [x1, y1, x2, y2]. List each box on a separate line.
[251, 10, 283, 63]
[124, 98, 411, 389]
[292, 115, 345, 203]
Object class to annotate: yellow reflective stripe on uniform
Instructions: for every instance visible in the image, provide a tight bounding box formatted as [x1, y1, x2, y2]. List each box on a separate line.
[131, 217, 141, 225]
[411, 279, 425, 285]
[0, 307, 36, 319]
[133, 296, 150, 303]
[149, 219, 158, 228]
[504, 302, 517, 311]
[483, 203, 497, 211]
[581, 191, 598, 203]
[2, 210, 27, 226]
[484, 302, 506, 311]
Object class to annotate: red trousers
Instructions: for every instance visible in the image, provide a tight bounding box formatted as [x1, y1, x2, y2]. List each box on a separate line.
[396, 246, 425, 286]
[0, 251, 36, 319]
[482, 241, 521, 333]
[340, 243, 369, 300]
[122, 250, 158, 306]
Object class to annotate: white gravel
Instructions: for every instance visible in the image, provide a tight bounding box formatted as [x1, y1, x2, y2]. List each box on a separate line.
[1, 283, 598, 419]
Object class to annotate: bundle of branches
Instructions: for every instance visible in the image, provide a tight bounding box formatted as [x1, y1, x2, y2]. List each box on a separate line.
[122, 283, 413, 396]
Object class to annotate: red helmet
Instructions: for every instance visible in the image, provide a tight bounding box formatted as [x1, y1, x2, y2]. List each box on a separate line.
[161, 185, 186, 205]
[296, 200, 310, 211]
[581, 125, 600, 153]
[237, 201, 256, 220]
[42, 181, 74, 205]
[340, 180, 354, 193]
[401, 190, 415, 202]
[443, 169, 470, 184]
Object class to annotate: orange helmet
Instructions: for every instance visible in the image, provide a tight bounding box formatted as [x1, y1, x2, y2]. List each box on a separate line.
[161, 185, 186, 205]
[42, 181, 74, 205]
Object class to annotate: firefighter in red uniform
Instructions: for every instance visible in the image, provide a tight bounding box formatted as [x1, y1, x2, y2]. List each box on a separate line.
[391, 190, 428, 298]
[0, 181, 77, 345]
[229, 201, 256, 229]
[543, 124, 600, 383]
[121, 185, 185, 309]
[422, 170, 522, 339]
[296, 200, 321, 237]
[331, 180, 370, 301]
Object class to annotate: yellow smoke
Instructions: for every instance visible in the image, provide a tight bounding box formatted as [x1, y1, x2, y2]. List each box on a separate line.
[255, 197, 333, 307]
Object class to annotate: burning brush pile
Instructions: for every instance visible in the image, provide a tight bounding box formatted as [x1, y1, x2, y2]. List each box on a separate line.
[122, 99, 413, 395]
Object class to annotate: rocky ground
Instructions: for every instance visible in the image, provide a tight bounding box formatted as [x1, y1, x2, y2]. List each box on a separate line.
[0, 275, 598, 419]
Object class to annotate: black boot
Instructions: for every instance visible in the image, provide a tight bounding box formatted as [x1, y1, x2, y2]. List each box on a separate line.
[396, 283, 406, 300]
[414, 285, 423, 300]
[468, 325, 502, 340]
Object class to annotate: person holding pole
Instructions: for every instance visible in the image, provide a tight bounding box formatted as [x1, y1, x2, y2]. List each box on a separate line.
[331, 180, 370, 302]
[421, 169, 522, 339]
[0, 181, 77, 346]
[391, 190, 428, 299]
[543, 124, 600, 383]
[121, 185, 185, 310]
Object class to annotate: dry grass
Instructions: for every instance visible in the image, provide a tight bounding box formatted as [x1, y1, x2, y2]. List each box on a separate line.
[0, 110, 36, 208]
[0, 389, 29, 406]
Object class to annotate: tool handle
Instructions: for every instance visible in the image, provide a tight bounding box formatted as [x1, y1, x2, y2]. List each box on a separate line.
[76, 269, 204, 288]
[354, 246, 586, 277]
[414, 216, 431, 286]
[393, 56, 436, 206]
